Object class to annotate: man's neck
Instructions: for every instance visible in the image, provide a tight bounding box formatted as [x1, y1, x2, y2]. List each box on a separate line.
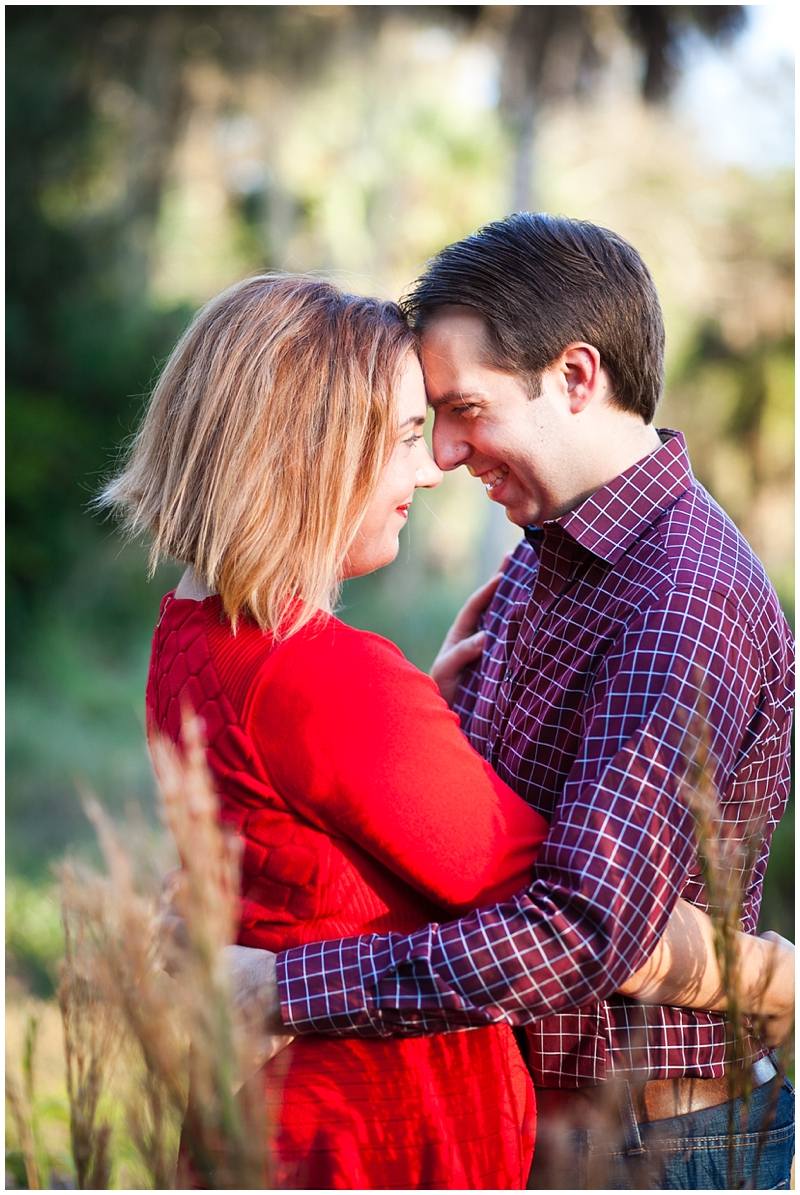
[555, 415, 662, 522]
[590, 415, 662, 488]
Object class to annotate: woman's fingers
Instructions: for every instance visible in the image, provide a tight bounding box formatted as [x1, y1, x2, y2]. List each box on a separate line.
[432, 552, 513, 706]
[447, 551, 513, 642]
[431, 631, 485, 707]
[430, 554, 511, 702]
[439, 631, 485, 673]
[453, 629, 486, 666]
[447, 573, 503, 641]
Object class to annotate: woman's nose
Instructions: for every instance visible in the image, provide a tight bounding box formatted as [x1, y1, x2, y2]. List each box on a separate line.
[416, 444, 443, 489]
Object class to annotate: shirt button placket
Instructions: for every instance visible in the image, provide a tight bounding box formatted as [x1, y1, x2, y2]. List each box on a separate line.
[496, 533, 577, 743]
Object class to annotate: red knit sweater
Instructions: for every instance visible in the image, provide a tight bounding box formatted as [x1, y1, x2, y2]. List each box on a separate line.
[147, 592, 548, 1190]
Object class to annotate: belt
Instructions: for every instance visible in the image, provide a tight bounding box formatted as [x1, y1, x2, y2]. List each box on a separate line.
[535, 1054, 778, 1127]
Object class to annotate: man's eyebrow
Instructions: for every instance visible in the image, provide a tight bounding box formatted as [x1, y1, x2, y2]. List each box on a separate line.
[427, 390, 486, 408]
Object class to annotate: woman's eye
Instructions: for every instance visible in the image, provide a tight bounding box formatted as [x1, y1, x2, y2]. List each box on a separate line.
[403, 433, 424, 447]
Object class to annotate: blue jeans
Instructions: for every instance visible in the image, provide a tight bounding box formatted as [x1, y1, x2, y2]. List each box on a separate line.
[528, 1077, 794, 1189]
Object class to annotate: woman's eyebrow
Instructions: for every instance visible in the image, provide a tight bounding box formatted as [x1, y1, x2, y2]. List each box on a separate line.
[399, 414, 427, 429]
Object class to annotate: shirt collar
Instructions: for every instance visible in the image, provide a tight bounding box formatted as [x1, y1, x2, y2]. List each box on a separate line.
[547, 429, 694, 565]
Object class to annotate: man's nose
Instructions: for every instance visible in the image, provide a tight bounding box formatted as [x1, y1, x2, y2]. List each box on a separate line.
[432, 419, 469, 473]
[416, 444, 443, 490]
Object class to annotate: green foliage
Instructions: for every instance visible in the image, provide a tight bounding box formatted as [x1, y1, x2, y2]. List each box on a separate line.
[5, 1010, 75, 1188]
[6, 879, 63, 998]
[6, 543, 182, 880]
[6, 11, 192, 641]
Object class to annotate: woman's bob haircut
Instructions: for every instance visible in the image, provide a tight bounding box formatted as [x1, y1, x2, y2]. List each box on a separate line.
[99, 275, 416, 636]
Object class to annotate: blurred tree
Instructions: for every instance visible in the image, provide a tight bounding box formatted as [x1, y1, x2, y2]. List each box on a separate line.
[6, 8, 190, 650]
[6, 7, 412, 648]
[6, 8, 337, 617]
[6, 3, 791, 674]
[5, 6, 752, 643]
[491, 5, 747, 209]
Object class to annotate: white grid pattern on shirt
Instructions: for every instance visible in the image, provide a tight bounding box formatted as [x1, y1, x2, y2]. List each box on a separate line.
[277, 431, 793, 1086]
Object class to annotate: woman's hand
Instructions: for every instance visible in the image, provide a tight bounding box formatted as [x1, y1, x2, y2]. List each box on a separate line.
[431, 562, 508, 707]
[752, 930, 795, 1049]
[619, 899, 795, 1049]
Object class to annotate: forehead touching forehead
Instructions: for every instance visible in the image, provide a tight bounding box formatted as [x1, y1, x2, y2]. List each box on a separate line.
[396, 351, 428, 420]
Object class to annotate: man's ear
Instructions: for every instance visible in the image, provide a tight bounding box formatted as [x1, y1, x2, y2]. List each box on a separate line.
[559, 343, 603, 414]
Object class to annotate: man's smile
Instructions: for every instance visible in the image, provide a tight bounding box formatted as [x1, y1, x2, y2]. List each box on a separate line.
[468, 463, 510, 492]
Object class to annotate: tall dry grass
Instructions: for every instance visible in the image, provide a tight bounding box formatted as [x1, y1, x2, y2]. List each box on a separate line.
[54, 713, 271, 1189]
[5, 1016, 48, 1190]
[680, 699, 794, 1190]
[9, 696, 790, 1190]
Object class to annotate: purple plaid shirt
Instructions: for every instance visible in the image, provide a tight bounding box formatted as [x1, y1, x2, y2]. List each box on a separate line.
[277, 432, 793, 1085]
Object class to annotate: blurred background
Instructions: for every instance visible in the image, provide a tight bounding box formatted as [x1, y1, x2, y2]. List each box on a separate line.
[6, 5, 794, 1005]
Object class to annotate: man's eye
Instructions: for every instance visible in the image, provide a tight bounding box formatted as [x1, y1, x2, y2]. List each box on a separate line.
[452, 404, 477, 418]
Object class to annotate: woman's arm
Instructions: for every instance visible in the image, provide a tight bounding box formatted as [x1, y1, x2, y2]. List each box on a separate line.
[254, 626, 549, 911]
[618, 897, 794, 1047]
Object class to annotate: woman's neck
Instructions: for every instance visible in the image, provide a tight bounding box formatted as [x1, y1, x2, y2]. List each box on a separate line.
[174, 567, 335, 617]
[175, 567, 217, 601]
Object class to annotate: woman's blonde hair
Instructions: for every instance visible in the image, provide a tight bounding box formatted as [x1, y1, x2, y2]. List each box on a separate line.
[98, 275, 416, 635]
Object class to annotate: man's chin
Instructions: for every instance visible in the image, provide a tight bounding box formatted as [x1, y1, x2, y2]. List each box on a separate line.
[498, 501, 537, 529]
[486, 482, 539, 528]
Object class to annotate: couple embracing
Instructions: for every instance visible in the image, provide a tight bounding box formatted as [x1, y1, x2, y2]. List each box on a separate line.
[103, 214, 794, 1190]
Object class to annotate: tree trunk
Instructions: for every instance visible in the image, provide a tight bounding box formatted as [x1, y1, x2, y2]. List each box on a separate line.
[510, 95, 539, 214]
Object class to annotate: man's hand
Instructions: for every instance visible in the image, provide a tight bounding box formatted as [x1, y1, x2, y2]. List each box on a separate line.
[431, 563, 508, 706]
[160, 871, 294, 1064]
[220, 944, 295, 1071]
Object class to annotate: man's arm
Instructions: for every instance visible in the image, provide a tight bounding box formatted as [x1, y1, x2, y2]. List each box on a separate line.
[268, 585, 790, 1039]
[228, 911, 796, 1050]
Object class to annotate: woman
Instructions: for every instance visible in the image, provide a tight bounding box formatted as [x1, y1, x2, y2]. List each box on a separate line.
[101, 276, 790, 1190]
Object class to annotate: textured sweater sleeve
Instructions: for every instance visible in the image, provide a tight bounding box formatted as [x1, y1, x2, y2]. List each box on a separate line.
[249, 624, 548, 912]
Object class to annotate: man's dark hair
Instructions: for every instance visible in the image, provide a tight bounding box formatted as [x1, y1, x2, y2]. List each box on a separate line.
[402, 213, 665, 422]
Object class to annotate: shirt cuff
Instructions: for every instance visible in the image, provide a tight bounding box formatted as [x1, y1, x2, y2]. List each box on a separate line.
[276, 923, 499, 1037]
[276, 933, 391, 1036]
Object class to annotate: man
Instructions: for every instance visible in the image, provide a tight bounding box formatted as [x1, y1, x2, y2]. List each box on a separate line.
[232, 215, 794, 1188]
